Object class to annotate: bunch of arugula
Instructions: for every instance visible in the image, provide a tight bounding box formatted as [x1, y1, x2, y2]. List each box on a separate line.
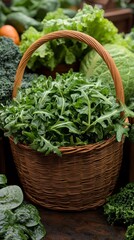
[0, 174, 46, 240]
[0, 71, 129, 156]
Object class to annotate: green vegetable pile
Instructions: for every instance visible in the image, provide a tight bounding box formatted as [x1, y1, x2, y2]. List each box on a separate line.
[0, 70, 129, 156]
[0, 0, 59, 30]
[104, 182, 134, 240]
[0, 174, 46, 240]
[19, 4, 121, 71]
[0, 0, 81, 31]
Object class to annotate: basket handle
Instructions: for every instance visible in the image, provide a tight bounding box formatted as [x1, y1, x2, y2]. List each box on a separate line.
[12, 30, 125, 104]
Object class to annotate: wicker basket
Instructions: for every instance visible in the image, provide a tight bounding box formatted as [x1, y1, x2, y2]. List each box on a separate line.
[10, 30, 125, 211]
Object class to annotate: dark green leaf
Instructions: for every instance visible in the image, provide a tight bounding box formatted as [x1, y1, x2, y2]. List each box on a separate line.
[0, 186, 23, 210]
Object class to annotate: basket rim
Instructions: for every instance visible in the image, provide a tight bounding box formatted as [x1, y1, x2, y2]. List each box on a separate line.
[9, 135, 124, 155]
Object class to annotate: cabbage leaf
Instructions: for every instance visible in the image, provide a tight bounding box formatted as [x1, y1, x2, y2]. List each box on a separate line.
[80, 43, 134, 107]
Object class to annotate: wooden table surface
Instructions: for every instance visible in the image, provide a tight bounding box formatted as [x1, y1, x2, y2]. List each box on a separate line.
[38, 207, 126, 240]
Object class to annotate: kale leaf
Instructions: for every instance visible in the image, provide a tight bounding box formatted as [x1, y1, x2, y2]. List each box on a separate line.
[104, 183, 134, 240]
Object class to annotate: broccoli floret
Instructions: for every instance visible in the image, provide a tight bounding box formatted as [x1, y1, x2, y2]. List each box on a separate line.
[0, 36, 38, 104]
[0, 36, 22, 104]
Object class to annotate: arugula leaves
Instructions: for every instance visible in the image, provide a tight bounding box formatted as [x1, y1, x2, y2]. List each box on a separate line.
[0, 71, 128, 155]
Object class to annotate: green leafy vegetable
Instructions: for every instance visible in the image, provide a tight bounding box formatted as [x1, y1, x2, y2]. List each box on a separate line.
[15, 204, 41, 227]
[11, 0, 60, 20]
[0, 174, 46, 240]
[59, 0, 81, 8]
[104, 182, 134, 240]
[0, 185, 23, 210]
[19, 4, 120, 71]
[0, 175, 7, 188]
[3, 225, 28, 240]
[0, 36, 38, 105]
[126, 224, 134, 240]
[124, 27, 134, 53]
[80, 43, 134, 107]
[0, 71, 129, 155]
[0, 1, 10, 26]
[0, 210, 16, 236]
[1, 0, 60, 28]
[26, 223, 46, 240]
[0, 36, 22, 104]
[6, 12, 43, 33]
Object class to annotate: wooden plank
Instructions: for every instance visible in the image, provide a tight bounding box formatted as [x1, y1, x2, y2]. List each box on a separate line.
[38, 207, 126, 240]
[104, 8, 133, 33]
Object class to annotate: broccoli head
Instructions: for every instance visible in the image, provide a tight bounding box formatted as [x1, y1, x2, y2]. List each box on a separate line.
[0, 36, 22, 104]
[0, 36, 38, 104]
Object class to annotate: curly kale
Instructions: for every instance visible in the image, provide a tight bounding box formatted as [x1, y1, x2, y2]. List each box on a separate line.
[104, 183, 134, 224]
[104, 183, 134, 240]
[0, 36, 37, 105]
[126, 224, 134, 240]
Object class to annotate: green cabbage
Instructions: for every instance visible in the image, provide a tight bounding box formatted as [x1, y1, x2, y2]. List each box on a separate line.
[80, 44, 134, 107]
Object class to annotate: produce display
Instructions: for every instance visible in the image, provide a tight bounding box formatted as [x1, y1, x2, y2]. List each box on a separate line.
[0, 174, 46, 239]
[0, 2, 134, 239]
[0, 4, 133, 142]
[0, 0, 81, 31]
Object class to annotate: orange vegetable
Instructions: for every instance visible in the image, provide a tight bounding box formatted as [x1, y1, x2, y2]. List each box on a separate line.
[0, 25, 20, 45]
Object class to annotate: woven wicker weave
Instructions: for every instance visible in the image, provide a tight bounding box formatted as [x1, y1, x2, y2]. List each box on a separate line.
[10, 30, 125, 211]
